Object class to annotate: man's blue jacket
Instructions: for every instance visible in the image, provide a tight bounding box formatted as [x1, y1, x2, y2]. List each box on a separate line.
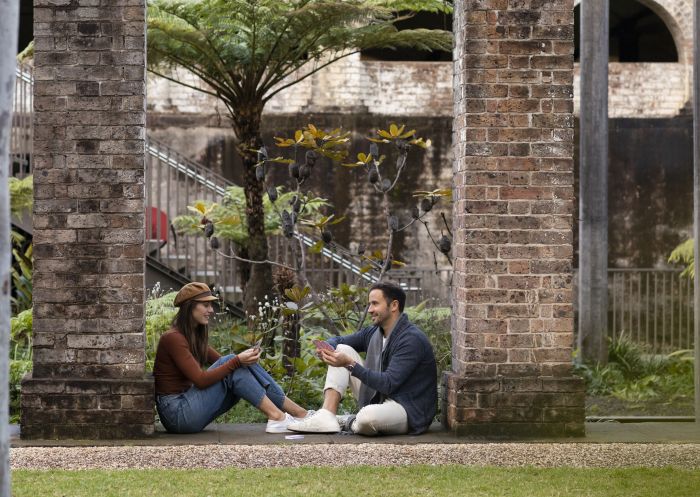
[327, 313, 438, 434]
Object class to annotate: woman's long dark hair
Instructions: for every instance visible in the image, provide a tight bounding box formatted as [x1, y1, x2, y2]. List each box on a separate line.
[172, 300, 209, 366]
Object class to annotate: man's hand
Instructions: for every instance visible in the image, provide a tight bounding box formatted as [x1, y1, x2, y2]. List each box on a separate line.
[237, 348, 261, 366]
[319, 348, 353, 368]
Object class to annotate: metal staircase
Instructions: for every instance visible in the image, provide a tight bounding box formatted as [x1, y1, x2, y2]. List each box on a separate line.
[10, 63, 405, 315]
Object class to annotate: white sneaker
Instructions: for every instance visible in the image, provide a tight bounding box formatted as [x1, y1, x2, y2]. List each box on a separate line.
[294, 409, 316, 422]
[266, 413, 295, 434]
[287, 408, 340, 433]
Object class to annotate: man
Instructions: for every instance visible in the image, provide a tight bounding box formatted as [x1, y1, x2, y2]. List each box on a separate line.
[288, 282, 437, 435]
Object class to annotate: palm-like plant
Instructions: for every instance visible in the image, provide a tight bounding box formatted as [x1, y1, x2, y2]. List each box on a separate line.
[147, 0, 453, 315]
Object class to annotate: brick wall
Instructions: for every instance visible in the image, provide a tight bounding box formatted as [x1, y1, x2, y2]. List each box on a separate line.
[446, 0, 584, 437]
[574, 63, 689, 118]
[147, 56, 691, 120]
[21, 0, 153, 439]
[147, 55, 454, 117]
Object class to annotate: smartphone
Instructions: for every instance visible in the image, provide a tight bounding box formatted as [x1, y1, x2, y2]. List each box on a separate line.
[313, 339, 333, 352]
[253, 338, 263, 350]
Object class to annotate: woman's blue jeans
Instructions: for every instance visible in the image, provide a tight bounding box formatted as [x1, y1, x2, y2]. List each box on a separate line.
[155, 355, 286, 434]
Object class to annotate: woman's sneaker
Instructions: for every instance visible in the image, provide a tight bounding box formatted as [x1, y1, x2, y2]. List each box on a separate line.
[266, 413, 295, 434]
[287, 408, 340, 433]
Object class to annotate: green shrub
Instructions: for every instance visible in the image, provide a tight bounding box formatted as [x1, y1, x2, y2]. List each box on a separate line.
[9, 360, 32, 423]
[575, 337, 694, 404]
[145, 290, 179, 371]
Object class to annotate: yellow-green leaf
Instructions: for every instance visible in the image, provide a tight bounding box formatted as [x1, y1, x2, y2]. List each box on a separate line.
[187, 201, 207, 215]
[329, 215, 345, 225]
[309, 240, 324, 254]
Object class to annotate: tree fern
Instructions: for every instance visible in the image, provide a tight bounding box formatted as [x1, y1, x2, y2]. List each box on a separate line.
[146, 0, 453, 315]
[668, 238, 694, 278]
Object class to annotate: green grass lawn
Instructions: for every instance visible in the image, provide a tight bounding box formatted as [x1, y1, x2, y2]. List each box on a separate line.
[12, 466, 700, 497]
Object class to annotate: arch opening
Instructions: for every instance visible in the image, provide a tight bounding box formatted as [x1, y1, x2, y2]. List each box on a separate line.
[574, 0, 678, 62]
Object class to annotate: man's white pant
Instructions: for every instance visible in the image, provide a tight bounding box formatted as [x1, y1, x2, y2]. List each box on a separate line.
[324, 344, 408, 436]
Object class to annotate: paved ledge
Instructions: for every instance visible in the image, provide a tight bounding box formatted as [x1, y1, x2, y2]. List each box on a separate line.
[9, 421, 700, 447]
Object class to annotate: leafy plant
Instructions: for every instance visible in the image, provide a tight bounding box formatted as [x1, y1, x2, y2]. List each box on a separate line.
[9, 360, 32, 424]
[173, 186, 329, 245]
[9, 175, 33, 218]
[668, 238, 694, 278]
[10, 309, 34, 423]
[575, 337, 694, 408]
[147, 0, 453, 316]
[11, 242, 33, 314]
[9, 175, 34, 312]
[145, 289, 179, 371]
[10, 308, 33, 361]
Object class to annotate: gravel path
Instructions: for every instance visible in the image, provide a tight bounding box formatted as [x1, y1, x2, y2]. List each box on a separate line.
[11, 443, 700, 470]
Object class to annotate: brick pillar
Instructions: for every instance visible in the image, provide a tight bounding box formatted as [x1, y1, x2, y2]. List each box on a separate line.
[445, 0, 585, 437]
[21, 0, 153, 439]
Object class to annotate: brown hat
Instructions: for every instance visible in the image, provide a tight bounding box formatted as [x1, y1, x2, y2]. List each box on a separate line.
[174, 282, 218, 307]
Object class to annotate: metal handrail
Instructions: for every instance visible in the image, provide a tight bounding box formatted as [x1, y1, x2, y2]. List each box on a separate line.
[147, 138, 228, 197]
[10, 64, 402, 304]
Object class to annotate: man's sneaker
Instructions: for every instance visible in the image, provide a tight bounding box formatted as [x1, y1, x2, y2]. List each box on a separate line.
[294, 409, 316, 422]
[266, 413, 295, 434]
[337, 414, 357, 433]
[287, 408, 340, 433]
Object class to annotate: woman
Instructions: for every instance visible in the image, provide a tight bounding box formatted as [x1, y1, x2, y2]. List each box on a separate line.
[153, 282, 308, 433]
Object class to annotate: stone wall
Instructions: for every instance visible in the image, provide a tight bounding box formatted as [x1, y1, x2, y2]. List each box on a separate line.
[21, 0, 153, 439]
[573, 63, 690, 118]
[148, 56, 691, 121]
[446, 0, 584, 437]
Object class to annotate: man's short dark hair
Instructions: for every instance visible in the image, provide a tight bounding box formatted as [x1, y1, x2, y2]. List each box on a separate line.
[369, 281, 406, 312]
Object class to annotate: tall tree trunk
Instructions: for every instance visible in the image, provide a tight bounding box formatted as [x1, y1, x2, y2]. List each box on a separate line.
[0, 1, 19, 493]
[232, 102, 273, 318]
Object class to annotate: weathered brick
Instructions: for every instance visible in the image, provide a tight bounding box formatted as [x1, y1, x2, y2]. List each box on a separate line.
[449, 0, 581, 436]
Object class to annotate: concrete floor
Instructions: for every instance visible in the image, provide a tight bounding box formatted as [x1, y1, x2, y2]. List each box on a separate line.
[9, 421, 700, 447]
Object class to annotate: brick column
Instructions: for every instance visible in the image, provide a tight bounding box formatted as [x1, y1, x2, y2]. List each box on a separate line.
[445, 0, 585, 437]
[21, 0, 153, 439]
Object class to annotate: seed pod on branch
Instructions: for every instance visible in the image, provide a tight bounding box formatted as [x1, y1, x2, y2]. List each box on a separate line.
[438, 235, 452, 254]
[368, 167, 379, 184]
[411, 206, 420, 219]
[292, 196, 302, 213]
[210, 236, 220, 250]
[396, 139, 410, 153]
[267, 186, 278, 202]
[289, 162, 300, 179]
[257, 146, 268, 163]
[255, 165, 265, 182]
[204, 221, 214, 238]
[305, 150, 318, 167]
[369, 143, 379, 159]
[421, 197, 433, 213]
[381, 178, 391, 192]
[322, 229, 333, 244]
[389, 215, 399, 232]
[281, 210, 294, 238]
[299, 164, 311, 180]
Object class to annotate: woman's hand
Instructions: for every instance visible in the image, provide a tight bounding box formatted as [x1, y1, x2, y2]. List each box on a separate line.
[237, 348, 261, 366]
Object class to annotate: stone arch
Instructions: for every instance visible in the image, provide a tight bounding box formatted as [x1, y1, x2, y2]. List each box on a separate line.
[574, 0, 691, 64]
